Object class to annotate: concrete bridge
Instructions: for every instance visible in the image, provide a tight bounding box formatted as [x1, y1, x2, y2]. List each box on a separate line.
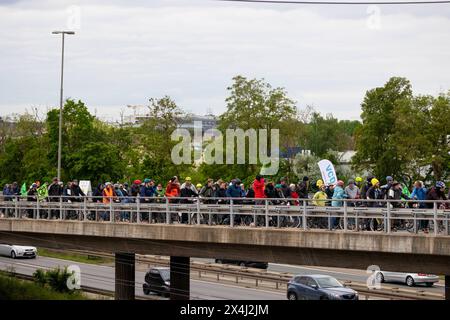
[0, 219, 449, 300]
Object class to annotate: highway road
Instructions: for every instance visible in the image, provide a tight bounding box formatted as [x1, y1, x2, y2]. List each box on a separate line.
[0, 255, 443, 299]
[195, 258, 445, 295]
[0, 256, 285, 300]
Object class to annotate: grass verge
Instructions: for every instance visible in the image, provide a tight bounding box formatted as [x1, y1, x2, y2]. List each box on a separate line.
[37, 248, 113, 265]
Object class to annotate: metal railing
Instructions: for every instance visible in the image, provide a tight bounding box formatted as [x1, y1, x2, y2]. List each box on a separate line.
[0, 195, 449, 235]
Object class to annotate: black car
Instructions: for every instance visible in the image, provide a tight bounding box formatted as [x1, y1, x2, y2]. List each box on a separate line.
[143, 267, 170, 297]
[215, 259, 268, 269]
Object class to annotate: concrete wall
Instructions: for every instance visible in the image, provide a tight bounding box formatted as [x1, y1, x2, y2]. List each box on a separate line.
[0, 219, 449, 274]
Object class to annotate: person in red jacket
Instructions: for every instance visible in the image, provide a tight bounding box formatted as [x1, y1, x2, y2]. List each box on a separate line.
[290, 183, 299, 206]
[252, 174, 266, 201]
[165, 176, 180, 200]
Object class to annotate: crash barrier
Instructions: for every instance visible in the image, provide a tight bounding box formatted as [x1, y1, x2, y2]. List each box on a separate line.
[0, 196, 449, 235]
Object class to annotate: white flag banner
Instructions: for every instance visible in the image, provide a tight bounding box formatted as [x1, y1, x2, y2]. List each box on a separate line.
[79, 180, 92, 196]
[318, 159, 337, 186]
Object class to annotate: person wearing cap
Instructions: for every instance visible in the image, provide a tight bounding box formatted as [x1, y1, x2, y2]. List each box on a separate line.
[199, 179, 215, 204]
[296, 176, 309, 200]
[26, 183, 38, 218]
[312, 183, 328, 228]
[180, 177, 197, 194]
[388, 181, 410, 207]
[279, 177, 291, 199]
[426, 182, 448, 208]
[180, 177, 198, 224]
[313, 183, 328, 207]
[366, 178, 383, 230]
[324, 184, 335, 207]
[380, 176, 394, 199]
[102, 183, 116, 204]
[360, 175, 374, 203]
[196, 183, 203, 193]
[140, 178, 156, 203]
[289, 183, 299, 206]
[130, 179, 141, 200]
[345, 179, 360, 207]
[316, 179, 324, 190]
[355, 176, 363, 189]
[48, 177, 63, 219]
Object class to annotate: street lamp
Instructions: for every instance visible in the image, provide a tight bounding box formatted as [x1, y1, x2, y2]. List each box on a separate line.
[52, 31, 75, 181]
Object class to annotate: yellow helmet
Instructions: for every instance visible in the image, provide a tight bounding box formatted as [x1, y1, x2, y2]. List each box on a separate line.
[185, 177, 192, 181]
[371, 178, 379, 186]
[196, 183, 202, 188]
[316, 179, 324, 187]
[355, 177, 363, 183]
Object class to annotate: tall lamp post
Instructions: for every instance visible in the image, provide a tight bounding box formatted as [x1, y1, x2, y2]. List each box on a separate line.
[52, 31, 75, 181]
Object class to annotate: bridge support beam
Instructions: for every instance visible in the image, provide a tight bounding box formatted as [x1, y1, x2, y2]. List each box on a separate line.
[115, 252, 135, 300]
[170, 256, 190, 300]
[446, 275, 450, 300]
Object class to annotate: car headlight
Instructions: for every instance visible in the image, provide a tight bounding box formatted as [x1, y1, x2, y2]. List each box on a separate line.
[165, 281, 170, 286]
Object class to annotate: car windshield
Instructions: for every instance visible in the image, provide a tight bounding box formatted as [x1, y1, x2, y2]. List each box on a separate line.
[159, 269, 170, 281]
[316, 277, 343, 288]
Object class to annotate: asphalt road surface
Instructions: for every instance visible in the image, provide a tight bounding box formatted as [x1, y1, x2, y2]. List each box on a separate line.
[0, 255, 443, 299]
[195, 258, 445, 295]
[0, 255, 285, 300]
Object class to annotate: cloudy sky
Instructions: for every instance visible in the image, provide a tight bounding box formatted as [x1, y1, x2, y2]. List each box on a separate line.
[0, 0, 449, 121]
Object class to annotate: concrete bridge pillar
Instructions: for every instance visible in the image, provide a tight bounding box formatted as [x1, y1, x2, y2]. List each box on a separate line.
[170, 256, 190, 300]
[115, 252, 135, 300]
[446, 275, 450, 300]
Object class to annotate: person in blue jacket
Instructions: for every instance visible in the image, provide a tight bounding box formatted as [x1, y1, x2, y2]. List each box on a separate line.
[331, 180, 347, 229]
[410, 180, 427, 230]
[140, 178, 156, 203]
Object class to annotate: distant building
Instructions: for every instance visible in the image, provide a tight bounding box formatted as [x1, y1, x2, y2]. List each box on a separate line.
[131, 113, 218, 133]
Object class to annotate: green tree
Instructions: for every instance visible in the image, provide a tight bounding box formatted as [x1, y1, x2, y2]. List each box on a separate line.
[353, 77, 413, 180]
[204, 75, 298, 181]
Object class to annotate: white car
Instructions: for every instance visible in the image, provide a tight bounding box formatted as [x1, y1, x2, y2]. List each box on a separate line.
[376, 271, 439, 287]
[0, 244, 37, 259]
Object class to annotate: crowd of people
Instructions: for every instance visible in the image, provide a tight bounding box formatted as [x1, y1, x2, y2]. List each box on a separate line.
[1, 174, 448, 232]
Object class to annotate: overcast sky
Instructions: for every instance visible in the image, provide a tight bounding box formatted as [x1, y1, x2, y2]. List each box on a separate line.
[0, 0, 449, 122]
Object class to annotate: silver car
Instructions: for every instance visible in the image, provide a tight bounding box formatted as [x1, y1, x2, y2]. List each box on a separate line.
[0, 244, 37, 259]
[376, 271, 439, 287]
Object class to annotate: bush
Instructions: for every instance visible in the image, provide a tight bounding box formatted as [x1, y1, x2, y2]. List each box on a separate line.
[32, 267, 78, 294]
[0, 273, 86, 300]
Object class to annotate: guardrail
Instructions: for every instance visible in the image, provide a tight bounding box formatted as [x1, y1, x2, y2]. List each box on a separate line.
[61, 249, 445, 300]
[1, 196, 449, 235]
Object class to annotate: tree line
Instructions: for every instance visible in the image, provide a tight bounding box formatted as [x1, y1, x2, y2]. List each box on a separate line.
[0, 75, 448, 188]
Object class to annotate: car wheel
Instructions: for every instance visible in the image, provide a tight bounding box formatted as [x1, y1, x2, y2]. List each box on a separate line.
[216, 259, 222, 264]
[239, 262, 246, 267]
[10, 251, 16, 259]
[406, 276, 415, 287]
[376, 272, 384, 283]
[143, 288, 150, 295]
[425, 282, 434, 287]
[287, 292, 297, 300]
